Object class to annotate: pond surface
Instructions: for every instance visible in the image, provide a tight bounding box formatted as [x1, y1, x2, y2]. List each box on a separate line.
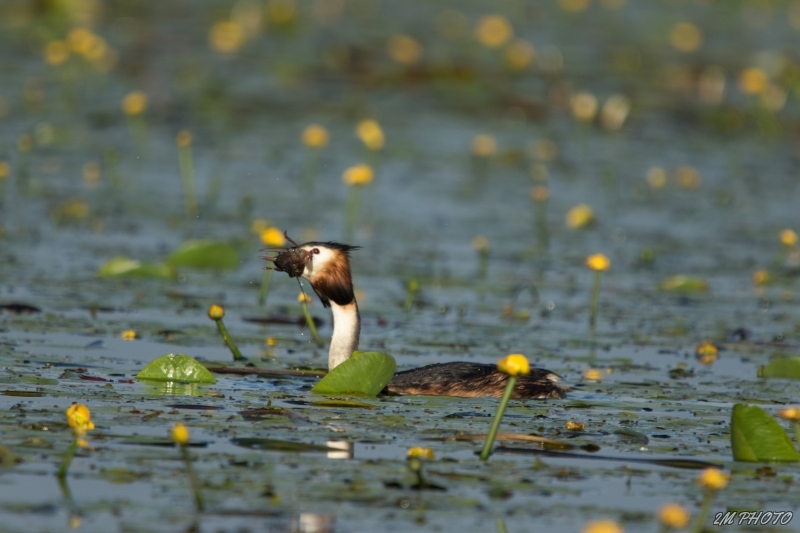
[2, 1, 800, 531]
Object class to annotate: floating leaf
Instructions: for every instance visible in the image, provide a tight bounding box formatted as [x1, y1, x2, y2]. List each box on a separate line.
[231, 438, 335, 453]
[660, 275, 709, 293]
[310, 399, 375, 409]
[758, 357, 800, 380]
[310, 351, 396, 397]
[730, 404, 799, 462]
[136, 354, 216, 384]
[98, 257, 176, 280]
[166, 240, 240, 270]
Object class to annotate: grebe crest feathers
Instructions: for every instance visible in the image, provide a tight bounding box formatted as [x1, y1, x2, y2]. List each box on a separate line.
[298, 242, 359, 308]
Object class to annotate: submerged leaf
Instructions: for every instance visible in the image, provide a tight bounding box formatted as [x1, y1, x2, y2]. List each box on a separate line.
[758, 357, 800, 380]
[136, 354, 217, 384]
[731, 404, 799, 462]
[166, 240, 240, 270]
[310, 351, 396, 397]
[660, 275, 709, 293]
[98, 257, 177, 280]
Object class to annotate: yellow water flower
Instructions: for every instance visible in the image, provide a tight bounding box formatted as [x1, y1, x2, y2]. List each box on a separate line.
[407, 447, 435, 459]
[780, 229, 798, 247]
[45, 41, 70, 66]
[209, 21, 246, 53]
[0, 161, 10, 179]
[752, 269, 771, 285]
[471, 134, 496, 157]
[66, 404, 95, 432]
[266, 0, 296, 24]
[121, 91, 148, 116]
[83, 161, 100, 188]
[355, 119, 384, 151]
[388, 34, 422, 66]
[471, 235, 489, 252]
[172, 423, 190, 445]
[342, 164, 374, 186]
[669, 22, 702, 52]
[600, 94, 630, 131]
[586, 254, 610, 272]
[476, 15, 513, 48]
[565, 420, 585, 431]
[675, 166, 701, 189]
[298, 292, 312, 303]
[505, 39, 535, 70]
[658, 503, 690, 529]
[531, 186, 549, 202]
[176, 130, 192, 147]
[646, 167, 667, 189]
[571, 91, 598, 122]
[497, 354, 530, 377]
[266, 337, 277, 347]
[582, 519, 624, 533]
[738, 67, 769, 95]
[121, 330, 137, 341]
[566, 204, 595, 229]
[584, 368, 604, 380]
[67, 28, 95, 55]
[777, 407, 800, 422]
[695, 341, 718, 365]
[208, 304, 225, 320]
[302, 124, 329, 148]
[261, 227, 286, 247]
[697, 468, 729, 491]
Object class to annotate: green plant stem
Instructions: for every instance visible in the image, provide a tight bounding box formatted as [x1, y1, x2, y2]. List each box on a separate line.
[343, 185, 362, 243]
[496, 519, 508, 533]
[535, 198, 549, 251]
[404, 289, 417, 312]
[300, 297, 325, 348]
[690, 491, 716, 533]
[178, 144, 197, 219]
[793, 422, 800, 444]
[57, 437, 79, 478]
[589, 270, 602, 331]
[258, 268, 273, 306]
[180, 444, 205, 512]
[477, 250, 489, 280]
[480, 376, 518, 461]
[214, 318, 244, 361]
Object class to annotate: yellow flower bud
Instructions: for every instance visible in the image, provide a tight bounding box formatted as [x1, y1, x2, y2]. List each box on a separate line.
[584, 369, 604, 381]
[586, 253, 610, 272]
[388, 34, 422, 66]
[355, 119, 384, 151]
[566, 203, 594, 229]
[752, 269, 771, 286]
[261, 227, 286, 247]
[565, 420, 585, 431]
[66, 404, 95, 432]
[176, 130, 192, 147]
[121, 330, 137, 341]
[471, 235, 489, 252]
[0, 161, 10, 179]
[342, 164, 374, 186]
[266, 337, 277, 346]
[209, 21, 246, 53]
[407, 446, 435, 459]
[697, 468, 729, 491]
[208, 304, 225, 320]
[302, 124, 329, 149]
[695, 341, 717, 357]
[497, 354, 530, 377]
[531, 185, 549, 202]
[298, 292, 312, 304]
[582, 519, 624, 533]
[121, 91, 148, 116]
[777, 407, 800, 422]
[658, 503, 690, 529]
[471, 134, 496, 157]
[475, 15, 513, 48]
[172, 423, 190, 445]
[780, 229, 798, 247]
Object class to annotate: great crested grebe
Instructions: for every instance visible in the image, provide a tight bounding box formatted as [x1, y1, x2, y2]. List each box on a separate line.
[262, 236, 566, 399]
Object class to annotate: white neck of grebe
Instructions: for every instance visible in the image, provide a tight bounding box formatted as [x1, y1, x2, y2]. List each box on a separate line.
[328, 298, 360, 369]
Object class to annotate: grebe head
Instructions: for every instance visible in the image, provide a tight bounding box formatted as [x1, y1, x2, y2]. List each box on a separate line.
[263, 238, 360, 308]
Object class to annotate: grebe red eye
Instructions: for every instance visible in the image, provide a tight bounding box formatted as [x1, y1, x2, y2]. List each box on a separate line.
[312, 248, 320, 254]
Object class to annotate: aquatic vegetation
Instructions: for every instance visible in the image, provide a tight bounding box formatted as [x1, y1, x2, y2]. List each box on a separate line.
[586, 253, 610, 331]
[259, 227, 285, 306]
[176, 130, 197, 219]
[297, 291, 324, 347]
[97, 256, 176, 280]
[475, 15, 513, 48]
[660, 275, 709, 293]
[694, 341, 718, 365]
[310, 351, 396, 396]
[341, 163, 373, 242]
[480, 354, 530, 461]
[172, 423, 204, 512]
[471, 235, 489, 280]
[208, 304, 244, 361]
[301, 124, 329, 189]
[403, 278, 420, 311]
[136, 353, 217, 383]
[691, 468, 730, 533]
[730, 404, 799, 462]
[581, 519, 624, 533]
[566, 203, 595, 229]
[57, 404, 94, 478]
[658, 503, 690, 530]
[166, 240, 240, 270]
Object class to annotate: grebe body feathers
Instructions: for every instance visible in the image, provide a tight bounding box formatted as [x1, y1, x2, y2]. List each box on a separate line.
[265, 240, 566, 399]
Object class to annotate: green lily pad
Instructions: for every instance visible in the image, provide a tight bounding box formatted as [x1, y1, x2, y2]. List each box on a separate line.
[310, 399, 375, 409]
[98, 257, 176, 280]
[166, 240, 240, 270]
[136, 354, 217, 384]
[758, 357, 800, 380]
[230, 438, 336, 453]
[660, 275, 709, 293]
[310, 351, 396, 397]
[731, 404, 799, 462]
